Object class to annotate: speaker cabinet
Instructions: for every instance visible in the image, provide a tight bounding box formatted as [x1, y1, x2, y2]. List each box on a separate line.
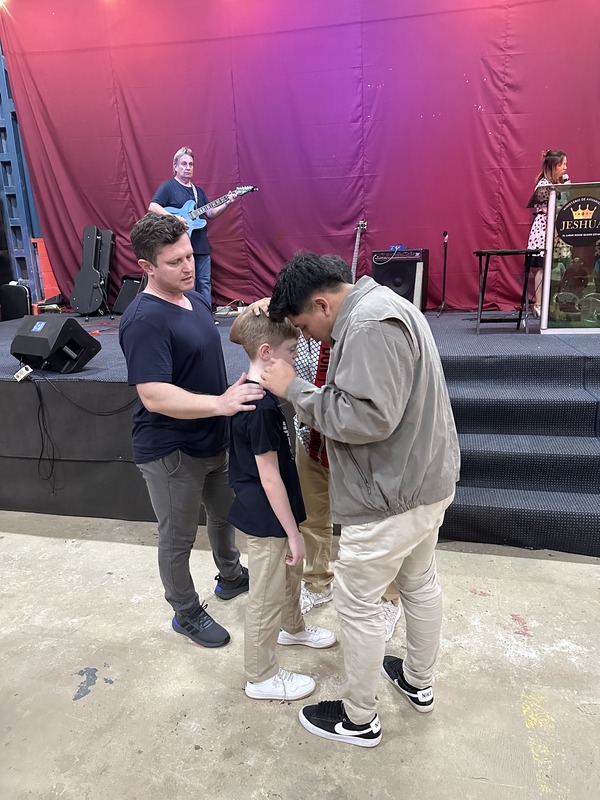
[113, 275, 142, 314]
[371, 249, 429, 310]
[10, 316, 101, 374]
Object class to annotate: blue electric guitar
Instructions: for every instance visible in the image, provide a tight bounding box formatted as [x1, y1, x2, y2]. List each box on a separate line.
[165, 185, 258, 232]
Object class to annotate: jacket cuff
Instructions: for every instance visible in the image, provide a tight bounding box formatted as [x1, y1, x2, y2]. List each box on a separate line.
[286, 376, 314, 404]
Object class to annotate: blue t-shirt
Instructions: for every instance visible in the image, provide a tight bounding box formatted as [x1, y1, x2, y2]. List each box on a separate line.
[119, 292, 228, 463]
[151, 178, 210, 255]
[228, 385, 306, 538]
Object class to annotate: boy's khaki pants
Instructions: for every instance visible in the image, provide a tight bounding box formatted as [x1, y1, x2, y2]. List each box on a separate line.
[245, 535, 304, 683]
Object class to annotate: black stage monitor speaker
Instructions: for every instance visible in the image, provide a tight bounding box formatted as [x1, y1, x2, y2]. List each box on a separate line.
[10, 315, 101, 374]
[371, 249, 429, 310]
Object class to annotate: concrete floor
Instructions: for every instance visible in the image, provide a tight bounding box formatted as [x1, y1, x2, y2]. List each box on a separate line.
[1, 510, 599, 800]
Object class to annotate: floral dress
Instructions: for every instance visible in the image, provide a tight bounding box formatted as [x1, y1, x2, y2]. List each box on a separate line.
[527, 177, 552, 249]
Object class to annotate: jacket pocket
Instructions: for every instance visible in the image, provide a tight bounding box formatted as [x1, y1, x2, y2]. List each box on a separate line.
[343, 444, 372, 496]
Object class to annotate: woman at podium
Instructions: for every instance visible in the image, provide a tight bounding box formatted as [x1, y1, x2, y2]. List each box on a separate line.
[526, 149, 569, 316]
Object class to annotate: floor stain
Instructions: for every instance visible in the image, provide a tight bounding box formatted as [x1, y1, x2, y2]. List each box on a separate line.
[73, 667, 98, 701]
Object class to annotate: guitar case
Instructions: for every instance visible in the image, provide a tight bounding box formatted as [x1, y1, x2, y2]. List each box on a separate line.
[98, 228, 115, 299]
[70, 225, 105, 315]
[0, 281, 32, 321]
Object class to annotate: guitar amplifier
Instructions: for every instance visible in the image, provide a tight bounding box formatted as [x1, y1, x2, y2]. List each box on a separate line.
[371, 249, 429, 311]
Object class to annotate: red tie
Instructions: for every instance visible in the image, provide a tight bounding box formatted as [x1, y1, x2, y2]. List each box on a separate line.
[307, 343, 330, 468]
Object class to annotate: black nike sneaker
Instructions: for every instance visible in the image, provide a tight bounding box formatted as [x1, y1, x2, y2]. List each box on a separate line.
[299, 700, 381, 748]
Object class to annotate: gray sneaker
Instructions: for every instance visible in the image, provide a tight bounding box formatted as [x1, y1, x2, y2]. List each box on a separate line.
[172, 603, 230, 648]
[381, 600, 402, 642]
[300, 585, 333, 614]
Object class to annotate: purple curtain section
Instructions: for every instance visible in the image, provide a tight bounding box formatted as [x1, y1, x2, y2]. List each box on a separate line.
[1, 0, 598, 309]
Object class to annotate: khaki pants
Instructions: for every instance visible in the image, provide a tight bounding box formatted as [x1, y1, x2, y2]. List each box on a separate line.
[295, 441, 400, 604]
[334, 494, 454, 724]
[244, 535, 304, 683]
[295, 442, 334, 593]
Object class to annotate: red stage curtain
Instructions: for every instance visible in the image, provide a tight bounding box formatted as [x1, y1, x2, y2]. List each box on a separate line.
[1, 0, 598, 309]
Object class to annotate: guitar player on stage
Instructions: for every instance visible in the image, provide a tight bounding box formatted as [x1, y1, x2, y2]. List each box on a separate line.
[149, 146, 236, 311]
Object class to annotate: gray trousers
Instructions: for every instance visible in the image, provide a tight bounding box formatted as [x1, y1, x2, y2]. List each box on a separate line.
[138, 449, 241, 614]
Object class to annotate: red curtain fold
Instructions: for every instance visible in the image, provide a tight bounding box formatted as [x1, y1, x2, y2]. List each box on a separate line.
[1, 0, 598, 309]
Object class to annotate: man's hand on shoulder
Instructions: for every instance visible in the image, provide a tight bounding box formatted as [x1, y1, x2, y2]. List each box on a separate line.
[260, 359, 296, 398]
[219, 373, 264, 415]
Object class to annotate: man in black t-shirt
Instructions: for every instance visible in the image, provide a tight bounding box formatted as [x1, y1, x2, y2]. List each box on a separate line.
[119, 213, 263, 649]
[149, 146, 235, 307]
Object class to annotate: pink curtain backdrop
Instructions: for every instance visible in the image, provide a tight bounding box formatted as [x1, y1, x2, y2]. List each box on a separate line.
[1, 0, 598, 309]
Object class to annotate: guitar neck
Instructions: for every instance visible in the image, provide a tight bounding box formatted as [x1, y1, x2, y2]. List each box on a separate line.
[190, 194, 230, 221]
[351, 221, 366, 282]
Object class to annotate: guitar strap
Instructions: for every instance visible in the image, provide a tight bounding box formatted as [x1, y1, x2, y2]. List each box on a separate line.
[191, 185, 198, 206]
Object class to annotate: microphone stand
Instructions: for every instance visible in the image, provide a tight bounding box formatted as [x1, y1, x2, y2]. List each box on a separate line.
[437, 230, 448, 317]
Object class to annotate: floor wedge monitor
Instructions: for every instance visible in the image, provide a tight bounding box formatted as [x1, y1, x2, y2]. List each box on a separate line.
[371, 249, 429, 310]
[10, 315, 101, 374]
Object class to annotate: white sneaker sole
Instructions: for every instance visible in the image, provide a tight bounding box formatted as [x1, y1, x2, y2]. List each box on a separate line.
[245, 682, 316, 701]
[277, 635, 337, 649]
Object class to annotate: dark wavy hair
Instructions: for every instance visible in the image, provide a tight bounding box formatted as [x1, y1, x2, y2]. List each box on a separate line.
[268, 252, 352, 322]
[130, 213, 188, 265]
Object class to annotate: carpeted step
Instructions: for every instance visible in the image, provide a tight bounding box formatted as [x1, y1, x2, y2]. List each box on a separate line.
[441, 353, 587, 385]
[458, 433, 600, 494]
[447, 381, 598, 435]
[441, 485, 600, 557]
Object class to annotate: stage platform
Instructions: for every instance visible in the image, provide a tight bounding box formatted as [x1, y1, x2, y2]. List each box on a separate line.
[1, 310, 599, 555]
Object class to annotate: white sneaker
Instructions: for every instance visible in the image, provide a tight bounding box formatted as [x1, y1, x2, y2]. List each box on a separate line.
[245, 668, 316, 701]
[382, 601, 402, 642]
[300, 585, 333, 614]
[277, 624, 337, 649]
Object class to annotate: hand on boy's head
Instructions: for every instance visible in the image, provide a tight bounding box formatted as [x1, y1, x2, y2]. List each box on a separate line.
[260, 359, 296, 398]
[220, 373, 264, 415]
[248, 297, 271, 316]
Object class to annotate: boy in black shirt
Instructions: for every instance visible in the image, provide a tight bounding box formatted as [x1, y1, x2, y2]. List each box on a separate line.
[229, 310, 336, 701]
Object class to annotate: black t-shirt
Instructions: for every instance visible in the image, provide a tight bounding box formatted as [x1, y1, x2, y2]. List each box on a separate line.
[228, 385, 306, 538]
[119, 291, 228, 463]
[151, 178, 210, 255]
